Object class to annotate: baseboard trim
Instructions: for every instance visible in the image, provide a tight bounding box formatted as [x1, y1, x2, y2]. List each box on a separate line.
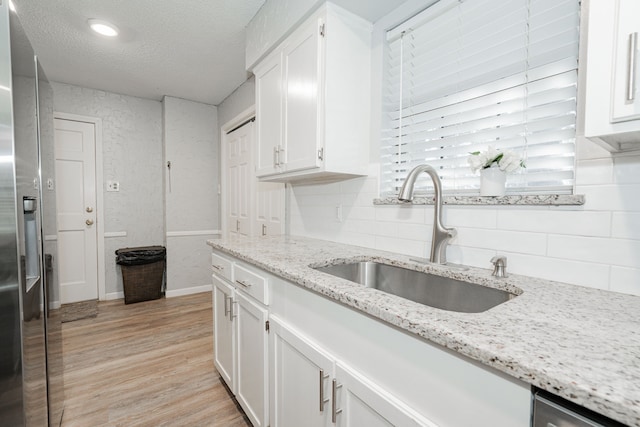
[165, 284, 212, 298]
[166, 230, 221, 238]
[105, 285, 211, 301]
[105, 291, 125, 301]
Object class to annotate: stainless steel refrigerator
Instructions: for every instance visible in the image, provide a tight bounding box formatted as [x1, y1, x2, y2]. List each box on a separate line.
[0, 2, 64, 425]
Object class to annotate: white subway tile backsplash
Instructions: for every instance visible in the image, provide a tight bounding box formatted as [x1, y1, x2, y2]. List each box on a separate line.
[342, 206, 376, 221]
[501, 252, 611, 290]
[446, 245, 497, 269]
[496, 210, 611, 237]
[335, 232, 377, 250]
[575, 158, 613, 185]
[547, 235, 640, 268]
[396, 222, 432, 241]
[578, 184, 640, 211]
[344, 218, 377, 234]
[444, 207, 497, 229]
[612, 212, 640, 240]
[613, 155, 640, 184]
[374, 221, 400, 238]
[374, 236, 426, 258]
[609, 266, 640, 296]
[374, 205, 427, 223]
[340, 176, 376, 194]
[286, 148, 640, 295]
[454, 227, 548, 255]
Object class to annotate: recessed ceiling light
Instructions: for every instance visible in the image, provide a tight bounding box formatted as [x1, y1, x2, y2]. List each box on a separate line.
[88, 19, 119, 37]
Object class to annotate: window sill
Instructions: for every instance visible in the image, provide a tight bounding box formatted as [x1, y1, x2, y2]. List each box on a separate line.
[374, 194, 585, 206]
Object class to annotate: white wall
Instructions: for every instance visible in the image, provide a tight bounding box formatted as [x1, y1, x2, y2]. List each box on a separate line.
[52, 82, 164, 297]
[217, 76, 255, 127]
[163, 96, 219, 296]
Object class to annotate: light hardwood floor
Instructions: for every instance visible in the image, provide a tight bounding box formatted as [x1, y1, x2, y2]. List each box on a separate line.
[60, 292, 251, 427]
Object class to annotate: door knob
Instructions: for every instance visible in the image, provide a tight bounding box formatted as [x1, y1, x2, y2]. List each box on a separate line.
[86, 219, 94, 226]
[86, 207, 93, 213]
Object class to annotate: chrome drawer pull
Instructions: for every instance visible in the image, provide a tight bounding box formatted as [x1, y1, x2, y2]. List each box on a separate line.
[236, 279, 252, 288]
[212, 264, 224, 271]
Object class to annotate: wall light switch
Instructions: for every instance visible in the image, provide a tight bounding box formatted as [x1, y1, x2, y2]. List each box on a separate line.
[47, 178, 54, 190]
[107, 181, 120, 192]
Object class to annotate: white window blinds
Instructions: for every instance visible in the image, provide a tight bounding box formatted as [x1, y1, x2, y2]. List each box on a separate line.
[381, 0, 580, 196]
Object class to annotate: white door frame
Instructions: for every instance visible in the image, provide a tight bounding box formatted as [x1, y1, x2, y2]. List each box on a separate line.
[53, 112, 106, 301]
[220, 106, 255, 236]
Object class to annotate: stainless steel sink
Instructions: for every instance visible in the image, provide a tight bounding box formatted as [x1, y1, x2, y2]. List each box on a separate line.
[313, 261, 516, 313]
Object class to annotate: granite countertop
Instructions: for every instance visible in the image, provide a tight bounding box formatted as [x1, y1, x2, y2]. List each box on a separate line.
[206, 235, 640, 426]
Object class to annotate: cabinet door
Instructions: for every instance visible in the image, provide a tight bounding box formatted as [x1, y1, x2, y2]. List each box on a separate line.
[282, 17, 323, 173]
[270, 316, 333, 427]
[256, 52, 283, 177]
[611, 0, 640, 123]
[256, 181, 285, 236]
[334, 363, 437, 427]
[212, 275, 235, 391]
[235, 291, 269, 427]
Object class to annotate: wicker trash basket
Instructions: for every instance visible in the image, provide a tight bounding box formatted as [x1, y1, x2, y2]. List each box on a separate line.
[115, 246, 166, 304]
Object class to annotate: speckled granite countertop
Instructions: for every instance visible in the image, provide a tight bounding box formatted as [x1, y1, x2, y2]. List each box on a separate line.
[206, 235, 640, 426]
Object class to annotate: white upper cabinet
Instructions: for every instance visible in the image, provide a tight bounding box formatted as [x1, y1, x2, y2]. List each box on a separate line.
[253, 3, 372, 183]
[610, 0, 640, 123]
[583, 0, 640, 151]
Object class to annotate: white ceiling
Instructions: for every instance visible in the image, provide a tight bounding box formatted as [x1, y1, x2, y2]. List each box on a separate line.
[13, 0, 406, 106]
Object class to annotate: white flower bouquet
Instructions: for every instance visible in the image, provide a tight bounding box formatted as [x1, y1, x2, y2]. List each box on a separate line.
[468, 146, 525, 174]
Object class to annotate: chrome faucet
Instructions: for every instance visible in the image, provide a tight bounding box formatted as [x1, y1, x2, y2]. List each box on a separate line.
[491, 256, 507, 278]
[398, 164, 457, 264]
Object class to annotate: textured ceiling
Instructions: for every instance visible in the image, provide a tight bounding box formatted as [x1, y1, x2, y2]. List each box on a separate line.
[12, 0, 266, 105]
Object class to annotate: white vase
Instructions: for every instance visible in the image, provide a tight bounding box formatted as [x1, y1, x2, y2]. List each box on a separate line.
[480, 167, 506, 196]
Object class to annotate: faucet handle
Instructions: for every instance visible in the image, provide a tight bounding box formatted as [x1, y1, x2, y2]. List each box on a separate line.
[490, 256, 507, 277]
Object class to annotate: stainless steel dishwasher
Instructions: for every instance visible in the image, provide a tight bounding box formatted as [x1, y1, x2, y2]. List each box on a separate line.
[532, 390, 627, 427]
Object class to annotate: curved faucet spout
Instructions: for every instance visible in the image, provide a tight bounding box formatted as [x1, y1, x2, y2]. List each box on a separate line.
[398, 164, 456, 264]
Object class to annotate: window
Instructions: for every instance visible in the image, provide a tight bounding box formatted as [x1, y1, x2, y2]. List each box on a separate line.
[380, 0, 580, 196]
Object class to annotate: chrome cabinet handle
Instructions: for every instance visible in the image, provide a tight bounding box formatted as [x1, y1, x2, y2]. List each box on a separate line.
[627, 32, 638, 102]
[85, 219, 94, 226]
[230, 300, 238, 320]
[235, 279, 252, 288]
[331, 379, 342, 423]
[319, 369, 330, 412]
[212, 264, 224, 272]
[224, 295, 231, 317]
[273, 146, 279, 167]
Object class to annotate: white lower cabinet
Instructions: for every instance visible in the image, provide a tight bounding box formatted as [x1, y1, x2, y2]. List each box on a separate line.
[212, 276, 234, 388]
[212, 261, 269, 427]
[235, 291, 269, 427]
[212, 250, 531, 426]
[269, 316, 435, 427]
[270, 316, 334, 427]
[334, 363, 437, 427]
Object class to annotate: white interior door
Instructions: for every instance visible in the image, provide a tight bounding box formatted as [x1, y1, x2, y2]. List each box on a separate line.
[226, 122, 252, 236]
[54, 118, 98, 303]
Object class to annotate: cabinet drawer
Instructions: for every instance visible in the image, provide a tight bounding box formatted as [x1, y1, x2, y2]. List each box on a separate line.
[211, 252, 233, 282]
[234, 263, 269, 305]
